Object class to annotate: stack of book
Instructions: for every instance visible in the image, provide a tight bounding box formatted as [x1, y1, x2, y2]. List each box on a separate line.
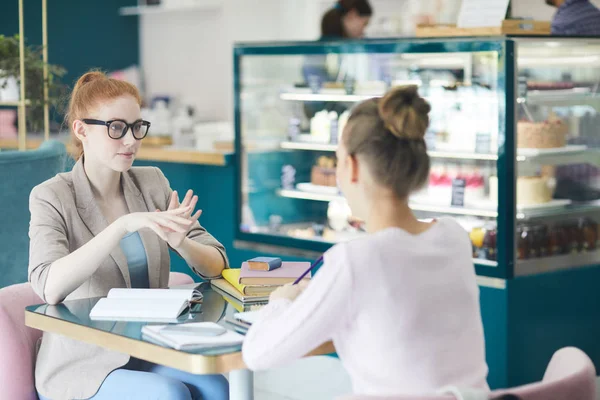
[211, 257, 311, 311]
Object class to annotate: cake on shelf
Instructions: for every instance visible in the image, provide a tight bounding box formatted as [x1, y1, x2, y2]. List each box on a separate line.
[517, 115, 568, 149]
[426, 163, 486, 204]
[526, 81, 575, 91]
[311, 156, 337, 187]
[516, 176, 554, 206]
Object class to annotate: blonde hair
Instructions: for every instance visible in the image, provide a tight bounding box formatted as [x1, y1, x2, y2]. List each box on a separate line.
[66, 71, 142, 160]
[343, 85, 431, 198]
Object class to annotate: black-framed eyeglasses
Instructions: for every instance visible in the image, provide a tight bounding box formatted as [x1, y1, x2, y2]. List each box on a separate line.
[82, 118, 151, 140]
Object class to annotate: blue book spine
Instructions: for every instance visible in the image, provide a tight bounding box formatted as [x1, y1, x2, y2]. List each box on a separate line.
[247, 257, 282, 271]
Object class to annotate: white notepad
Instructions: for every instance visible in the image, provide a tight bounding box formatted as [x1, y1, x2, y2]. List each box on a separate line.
[89, 288, 202, 323]
[142, 322, 245, 351]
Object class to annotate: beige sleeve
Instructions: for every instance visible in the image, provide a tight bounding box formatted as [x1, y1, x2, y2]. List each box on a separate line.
[28, 185, 70, 302]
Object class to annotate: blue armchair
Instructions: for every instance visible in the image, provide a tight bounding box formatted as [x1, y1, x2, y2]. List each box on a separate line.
[0, 140, 67, 288]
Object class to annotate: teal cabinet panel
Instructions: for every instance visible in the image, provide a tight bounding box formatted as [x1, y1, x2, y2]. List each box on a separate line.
[0, 0, 139, 99]
[480, 285, 509, 390]
[506, 265, 600, 387]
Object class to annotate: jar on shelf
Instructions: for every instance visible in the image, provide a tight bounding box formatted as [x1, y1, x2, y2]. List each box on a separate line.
[482, 225, 497, 261]
[563, 220, 583, 254]
[470, 226, 485, 259]
[517, 224, 531, 260]
[549, 224, 568, 256]
[532, 224, 550, 258]
[579, 218, 598, 252]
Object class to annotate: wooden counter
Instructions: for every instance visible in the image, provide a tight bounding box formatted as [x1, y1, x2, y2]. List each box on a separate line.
[0, 137, 232, 166]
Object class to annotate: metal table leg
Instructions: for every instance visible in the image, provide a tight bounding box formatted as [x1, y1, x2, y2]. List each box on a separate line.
[229, 368, 254, 400]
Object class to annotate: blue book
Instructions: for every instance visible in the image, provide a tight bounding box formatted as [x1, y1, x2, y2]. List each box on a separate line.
[247, 257, 282, 271]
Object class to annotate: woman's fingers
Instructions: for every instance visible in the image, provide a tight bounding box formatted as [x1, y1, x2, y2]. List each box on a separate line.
[168, 191, 179, 210]
[182, 190, 194, 207]
[147, 222, 168, 241]
[166, 205, 192, 215]
[190, 209, 202, 222]
[185, 195, 198, 218]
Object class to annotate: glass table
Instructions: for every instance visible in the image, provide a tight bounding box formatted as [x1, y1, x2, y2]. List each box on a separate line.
[25, 282, 334, 400]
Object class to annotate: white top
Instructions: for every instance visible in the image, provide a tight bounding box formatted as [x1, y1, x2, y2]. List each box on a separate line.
[242, 218, 489, 396]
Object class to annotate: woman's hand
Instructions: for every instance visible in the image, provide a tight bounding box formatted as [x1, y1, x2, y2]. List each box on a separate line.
[117, 206, 193, 241]
[162, 190, 202, 248]
[269, 281, 309, 303]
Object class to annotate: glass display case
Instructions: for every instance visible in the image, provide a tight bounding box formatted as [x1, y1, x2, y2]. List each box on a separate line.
[513, 38, 600, 277]
[233, 37, 600, 279]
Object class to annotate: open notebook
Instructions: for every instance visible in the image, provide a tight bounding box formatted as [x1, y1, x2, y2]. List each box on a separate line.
[233, 311, 260, 325]
[225, 311, 260, 334]
[142, 322, 245, 351]
[89, 288, 202, 323]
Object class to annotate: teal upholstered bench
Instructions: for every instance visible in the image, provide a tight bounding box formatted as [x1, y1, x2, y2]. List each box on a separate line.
[0, 140, 67, 288]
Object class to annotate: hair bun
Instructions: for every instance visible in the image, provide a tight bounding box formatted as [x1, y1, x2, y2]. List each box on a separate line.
[378, 85, 431, 141]
[73, 71, 106, 93]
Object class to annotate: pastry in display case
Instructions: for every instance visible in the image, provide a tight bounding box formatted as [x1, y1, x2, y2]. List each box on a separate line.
[311, 156, 337, 187]
[517, 114, 568, 150]
[516, 176, 554, 206]
[420, 161, 488, 206]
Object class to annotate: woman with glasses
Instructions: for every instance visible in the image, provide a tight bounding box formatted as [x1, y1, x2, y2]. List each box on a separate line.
[29, 71, 230, 400]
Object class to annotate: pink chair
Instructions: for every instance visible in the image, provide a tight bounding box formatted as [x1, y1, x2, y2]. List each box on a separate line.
[0, 283, 43, 400]
[337, 394, 455, 400]
[0, 272, 195, 400]
[336, 347, 596, 400]
[493, 347, 596, 400]
[338, 396, 455, 400]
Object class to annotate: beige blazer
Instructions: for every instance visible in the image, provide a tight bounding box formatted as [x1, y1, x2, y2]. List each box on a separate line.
[28, 158, 229, 400]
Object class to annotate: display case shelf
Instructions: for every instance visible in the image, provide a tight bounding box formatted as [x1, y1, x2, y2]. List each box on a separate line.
[516, 201, 600, 220]
[515, 249, 600, 277]
[278, 189, 499, 218]
[253, 219, 498, 268]
[280, 141, 338, 152]
[280, 90, 498, 104]
[520, 88, 600, 106]
[279, 92, 377, 102]
[427, 151, 498, 161]
[516, 147, 600, 166]
[280, 188, 600, 221]
[281, 141, 600, 167]
[281, 141, 499, 160]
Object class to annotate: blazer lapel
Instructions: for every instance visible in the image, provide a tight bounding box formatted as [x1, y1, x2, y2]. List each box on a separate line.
[72, 159, 131, 287]
[121, 171, 162, 289]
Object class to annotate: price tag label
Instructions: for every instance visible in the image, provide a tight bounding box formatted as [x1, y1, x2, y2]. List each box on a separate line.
[475, 133, 491, 154]
[451, 178, 466, 207]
